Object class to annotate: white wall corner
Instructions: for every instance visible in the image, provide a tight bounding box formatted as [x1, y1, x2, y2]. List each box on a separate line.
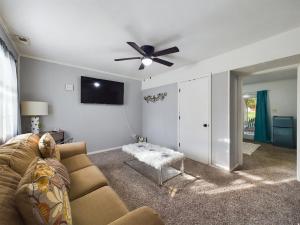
[20, 55, 143, 81]
[0, 15, 20, 56]
[142, 26, 300, 90]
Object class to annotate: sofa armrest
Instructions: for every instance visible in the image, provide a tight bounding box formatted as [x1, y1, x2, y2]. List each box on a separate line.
[56, 142, 87, 159]
[107, 207, 164, 225]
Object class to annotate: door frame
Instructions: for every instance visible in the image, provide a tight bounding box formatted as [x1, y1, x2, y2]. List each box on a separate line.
[235, 65, 300, 181]
[297, 65, 300, 181]
[177, 74, 212, 165]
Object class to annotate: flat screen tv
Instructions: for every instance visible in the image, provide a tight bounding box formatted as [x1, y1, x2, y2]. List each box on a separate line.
[81, 76, 124, 105]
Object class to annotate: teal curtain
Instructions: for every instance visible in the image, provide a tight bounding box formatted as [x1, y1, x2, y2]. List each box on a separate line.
[254, 90, 271, 143]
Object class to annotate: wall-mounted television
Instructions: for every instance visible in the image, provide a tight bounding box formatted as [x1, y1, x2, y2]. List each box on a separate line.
[81, 76, 124, 105]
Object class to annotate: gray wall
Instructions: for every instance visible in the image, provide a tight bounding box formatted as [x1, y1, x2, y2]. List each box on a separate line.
[142, 84, 178, 150]
[211, 72, 230, 170]
[20, 57, 142, 152]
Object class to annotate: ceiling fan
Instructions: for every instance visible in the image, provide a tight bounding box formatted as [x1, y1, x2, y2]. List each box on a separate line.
[114, 42, 179, 70]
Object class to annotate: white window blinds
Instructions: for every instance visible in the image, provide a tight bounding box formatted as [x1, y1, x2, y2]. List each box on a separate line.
[0, 40, 18, 143]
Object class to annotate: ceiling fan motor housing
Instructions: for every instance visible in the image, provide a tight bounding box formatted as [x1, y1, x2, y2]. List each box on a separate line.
[141, 45, 155, 56]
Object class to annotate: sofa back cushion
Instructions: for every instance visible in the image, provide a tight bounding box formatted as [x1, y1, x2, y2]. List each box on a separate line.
[0, 165, 24, 225]
[0, 133, 40, 175]
[16, 157, 72, 225]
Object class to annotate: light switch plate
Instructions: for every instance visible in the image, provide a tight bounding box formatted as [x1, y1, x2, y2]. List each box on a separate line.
[65, 84, 74, 91]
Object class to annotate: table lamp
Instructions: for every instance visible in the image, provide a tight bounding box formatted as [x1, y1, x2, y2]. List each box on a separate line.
[21, 101, 48, 134]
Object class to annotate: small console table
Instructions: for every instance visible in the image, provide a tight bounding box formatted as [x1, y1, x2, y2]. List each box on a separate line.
[38, 130, 65, 144]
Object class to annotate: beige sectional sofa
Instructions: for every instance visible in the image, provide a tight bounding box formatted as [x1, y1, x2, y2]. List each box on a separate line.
[0, 133, 164, 225]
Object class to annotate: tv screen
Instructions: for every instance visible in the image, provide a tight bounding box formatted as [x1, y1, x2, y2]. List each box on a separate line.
[81, 76, 124, 105]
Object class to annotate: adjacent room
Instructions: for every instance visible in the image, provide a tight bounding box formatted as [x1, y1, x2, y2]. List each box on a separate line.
[241, 67, 297, 182]
[1, 1, 300, 225]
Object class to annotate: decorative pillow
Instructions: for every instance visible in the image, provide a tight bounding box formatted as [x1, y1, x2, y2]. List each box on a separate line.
[19, 157, 70, 191]
[44, 158, 70, 191]
[16, 158, 72, 225]
[39, 133, 60, 160]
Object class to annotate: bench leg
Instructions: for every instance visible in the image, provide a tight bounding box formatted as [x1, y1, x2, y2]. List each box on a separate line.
[180, 159, 184, 175]
[158, 167, 163, 186]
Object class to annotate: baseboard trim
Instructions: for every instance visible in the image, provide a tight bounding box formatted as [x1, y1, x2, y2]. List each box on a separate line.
[87, 146, 122, 155]
[230, 163, 240, 171]
[211, 163, 231, 172]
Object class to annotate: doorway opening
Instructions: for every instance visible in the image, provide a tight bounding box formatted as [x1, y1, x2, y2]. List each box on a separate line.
[234, 65, 299, 182]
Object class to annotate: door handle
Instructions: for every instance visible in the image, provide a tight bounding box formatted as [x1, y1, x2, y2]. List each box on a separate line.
[203, 124, 208, 127]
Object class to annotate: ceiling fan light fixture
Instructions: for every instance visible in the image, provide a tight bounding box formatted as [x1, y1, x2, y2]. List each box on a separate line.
[142, 57, 152, 66]
[114, 42, 179, 70]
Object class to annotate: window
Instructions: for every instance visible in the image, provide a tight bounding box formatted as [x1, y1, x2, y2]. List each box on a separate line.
[243, 95, 257, 138]
[0, 39, 18, 143]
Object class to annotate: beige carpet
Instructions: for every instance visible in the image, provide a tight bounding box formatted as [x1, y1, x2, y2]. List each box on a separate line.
[89, 144, 299, 225]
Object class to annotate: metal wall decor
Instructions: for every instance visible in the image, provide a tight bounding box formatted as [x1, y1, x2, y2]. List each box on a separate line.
[144, 92, 167, 103]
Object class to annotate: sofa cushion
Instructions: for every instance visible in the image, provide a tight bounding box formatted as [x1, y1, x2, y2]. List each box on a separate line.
[61, 154, 93, 173]
[0, 133, 40, 175]
[107, 207, 164, 225]
[57, 142, 87, 160]
[39, 133, 60, 160]
[71, 186, 128, 225]
[16, 158, 72, 225]
[69, 165, 108, 200]
[4, 133, 40, 147]
[0, 165, 23, 225]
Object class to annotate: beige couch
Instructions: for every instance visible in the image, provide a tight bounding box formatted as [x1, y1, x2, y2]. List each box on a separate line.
[0, 133, 164, 225]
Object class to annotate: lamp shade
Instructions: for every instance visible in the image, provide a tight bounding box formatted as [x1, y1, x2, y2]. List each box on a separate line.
[21, 101, 48, 116]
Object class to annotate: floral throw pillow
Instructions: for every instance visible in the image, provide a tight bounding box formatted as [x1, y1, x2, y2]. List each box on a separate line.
[45, 158, 71, 191]
[39, 133, 61, 160]
[16, 158, 72, 225]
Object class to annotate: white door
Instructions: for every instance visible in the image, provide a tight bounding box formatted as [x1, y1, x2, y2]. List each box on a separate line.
[179, 76, 210, 164]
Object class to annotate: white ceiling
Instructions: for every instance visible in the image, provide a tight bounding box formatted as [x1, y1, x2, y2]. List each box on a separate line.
[1, 0, 300, 80]
[243, 67, 297, 85]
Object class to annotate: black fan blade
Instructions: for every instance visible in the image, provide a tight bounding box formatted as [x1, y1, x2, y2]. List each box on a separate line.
[139, 63, 145, 70]
[127, 42, 146, 56]
[114, 57, 140, 61]
[152, 46, 179, 57]
[153, 58, 174, 67]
